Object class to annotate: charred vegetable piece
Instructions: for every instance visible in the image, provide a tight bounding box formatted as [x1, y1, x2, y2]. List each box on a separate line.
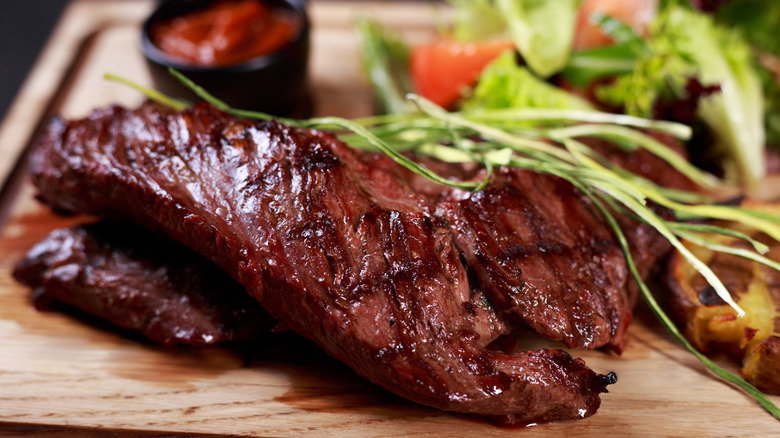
[665, 202, 780, 393]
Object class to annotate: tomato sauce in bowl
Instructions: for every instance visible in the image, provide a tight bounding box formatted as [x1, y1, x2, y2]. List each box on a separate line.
[141, 0, 310, 116]
[149, 0, 302, 67]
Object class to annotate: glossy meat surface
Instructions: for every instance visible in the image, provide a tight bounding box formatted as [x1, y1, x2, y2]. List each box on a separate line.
[584, 133, 698, 271]
[13, 221, 273, 346]
[365, 154, 636, 352]
[28, 102, 616, 421]
[439, 169, 631, 351]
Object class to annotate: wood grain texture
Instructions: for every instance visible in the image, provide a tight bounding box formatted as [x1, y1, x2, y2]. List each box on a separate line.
[0, 1, 778, 436]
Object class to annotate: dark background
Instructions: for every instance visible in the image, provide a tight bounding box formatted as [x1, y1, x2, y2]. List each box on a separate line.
[0, 0, 438, 122]
[0, 1, 69, 122]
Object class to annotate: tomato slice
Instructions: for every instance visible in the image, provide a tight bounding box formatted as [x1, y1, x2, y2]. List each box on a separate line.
[410, 39, 515, 108]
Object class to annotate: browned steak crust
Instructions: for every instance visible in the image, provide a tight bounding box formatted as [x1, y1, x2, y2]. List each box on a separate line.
[27, 102, 615, 421]
[439, 169, 631, 351]
[13, 221, 274, 346]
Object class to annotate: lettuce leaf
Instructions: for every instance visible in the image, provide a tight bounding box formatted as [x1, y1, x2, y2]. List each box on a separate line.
[448, 0, 508, 42]
[495, 0, 581, 78]
[447, 0, 581, 78]
[464, 51, 594, 111]
[714, 0, 780, 148]
[597, 6, 766, 187]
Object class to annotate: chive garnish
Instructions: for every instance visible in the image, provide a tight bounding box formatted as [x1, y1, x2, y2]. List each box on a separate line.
[104, 70, 780, 420]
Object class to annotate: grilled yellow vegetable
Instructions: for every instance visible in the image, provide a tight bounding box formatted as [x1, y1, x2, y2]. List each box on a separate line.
[665, 201, 780, 394]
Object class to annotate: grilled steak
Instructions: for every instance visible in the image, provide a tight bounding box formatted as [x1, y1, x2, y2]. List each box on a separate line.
[439, 169, 632, 352]
[372, 140, 694, 353]
[13, 221, 274, 346]
[581, 133, 699, 280]
[27, 101, 619, 421]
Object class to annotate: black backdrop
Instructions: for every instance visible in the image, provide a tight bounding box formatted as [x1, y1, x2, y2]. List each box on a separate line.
[0, 1, 69, 121]
[0, 0, 441, 122]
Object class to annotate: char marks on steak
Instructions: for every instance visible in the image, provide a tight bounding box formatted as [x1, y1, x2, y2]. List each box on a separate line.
[580, 134, 700, 299]
[362, 153, 637, 352]
[439, 169, 631, 352]
[27, 101, 620, 421]
[13, 221, 274, 346]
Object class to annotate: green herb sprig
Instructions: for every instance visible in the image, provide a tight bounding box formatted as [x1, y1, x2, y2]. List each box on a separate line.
[104, 70, 780, 420]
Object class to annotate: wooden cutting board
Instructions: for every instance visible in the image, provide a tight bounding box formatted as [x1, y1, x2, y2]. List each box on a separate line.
[0, 1, 778, 436]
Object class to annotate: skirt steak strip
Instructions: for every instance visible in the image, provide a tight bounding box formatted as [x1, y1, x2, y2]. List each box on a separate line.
[13, 221, 274, 346]
[439, 170, 631, 352]
[27, 102, 615, 421]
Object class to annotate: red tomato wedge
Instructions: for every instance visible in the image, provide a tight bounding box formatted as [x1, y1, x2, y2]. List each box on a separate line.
[410, 39, 515, 108]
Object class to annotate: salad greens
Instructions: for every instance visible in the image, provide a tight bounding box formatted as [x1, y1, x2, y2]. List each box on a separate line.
[596, 5, 766, 188]
[494, 0, 581, 78]
[357, 0, 777, 189]
[462, 51, 594, 111]
[105, 62, 780, 420]
[714, 0, 780, 148]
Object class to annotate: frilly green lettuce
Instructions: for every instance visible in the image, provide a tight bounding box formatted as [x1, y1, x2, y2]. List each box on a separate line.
[715, 0, 780, 148]
[495, 0, 581, 78]
[464, 51, 594, 111]
[597, 6, 766, 188]
[446, 0, 580, 78]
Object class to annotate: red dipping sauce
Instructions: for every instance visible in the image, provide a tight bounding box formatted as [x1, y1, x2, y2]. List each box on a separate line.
[149, 0, 302, 67]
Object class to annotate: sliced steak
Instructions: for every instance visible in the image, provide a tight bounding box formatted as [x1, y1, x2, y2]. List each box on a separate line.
[27, 102, 613, 421]
[581, 134, 702, 310]
[444, 133, 700, 353]
[13, 221, 273, 346]
[362, 153, 635, 351]
[439, 169, 631, 352]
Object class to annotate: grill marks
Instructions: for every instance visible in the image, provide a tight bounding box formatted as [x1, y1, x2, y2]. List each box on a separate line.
[23, 102, 641, 422]
[439, 173, 630, 351]
[12, 221, 274, 346]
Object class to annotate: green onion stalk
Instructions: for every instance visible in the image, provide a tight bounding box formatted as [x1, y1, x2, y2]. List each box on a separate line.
[105, 69, 780, 420]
